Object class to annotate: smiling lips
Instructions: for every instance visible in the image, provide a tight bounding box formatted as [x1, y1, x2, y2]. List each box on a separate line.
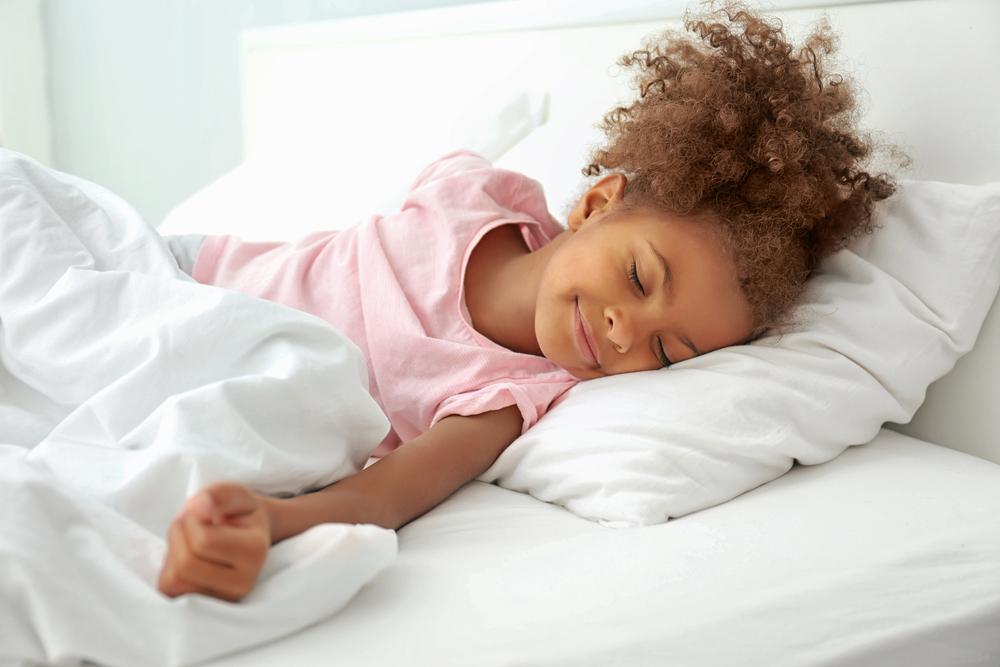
[574, 297, 600, 368]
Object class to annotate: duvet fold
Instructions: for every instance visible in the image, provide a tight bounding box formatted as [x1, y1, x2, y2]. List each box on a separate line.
[0, 148, 397, 667]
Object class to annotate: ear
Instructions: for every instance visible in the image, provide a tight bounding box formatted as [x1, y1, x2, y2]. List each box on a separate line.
[566, 173, 627, 232]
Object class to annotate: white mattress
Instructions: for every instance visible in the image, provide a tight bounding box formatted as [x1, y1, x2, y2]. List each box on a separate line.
[204, 428, 1000, 666]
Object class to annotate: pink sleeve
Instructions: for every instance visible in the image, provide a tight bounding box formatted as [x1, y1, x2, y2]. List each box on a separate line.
[431, 380, 575, 437]
[432, 383, 539, 436]
[405, 150, 554, 232]
[191, 231, 335, 300]
[406, 149, 492, 192]
[191, 234, 260, 287]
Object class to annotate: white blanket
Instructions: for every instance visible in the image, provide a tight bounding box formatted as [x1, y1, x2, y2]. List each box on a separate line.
[0, 149, 397, 667]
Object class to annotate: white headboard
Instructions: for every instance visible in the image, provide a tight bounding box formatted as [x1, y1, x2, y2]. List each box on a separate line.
[231, 0, 1000, 462]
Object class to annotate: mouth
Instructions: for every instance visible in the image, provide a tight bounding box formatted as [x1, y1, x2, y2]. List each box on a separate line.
[574, 297, 600, 368]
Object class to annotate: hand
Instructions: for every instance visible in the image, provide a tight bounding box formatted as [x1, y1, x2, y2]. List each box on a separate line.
[157, 481, 272, 602]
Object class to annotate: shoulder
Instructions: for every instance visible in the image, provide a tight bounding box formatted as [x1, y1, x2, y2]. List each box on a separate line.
[407, 150, 494, 191]
[403, 151, 552, 231]
[406, 150, 538, 203]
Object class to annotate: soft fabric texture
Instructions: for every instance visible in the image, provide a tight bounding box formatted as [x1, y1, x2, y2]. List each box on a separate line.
[165, 232, 204, 276]
[479, 176, 1000, 527]
[198, 429, 1000, 667]
[191, 150, 579, 456]
[0, 148, 397, 667]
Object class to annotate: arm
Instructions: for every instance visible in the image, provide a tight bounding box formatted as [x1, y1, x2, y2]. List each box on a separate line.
[265, 404, 523, 540]
[157, 404, 522, 601]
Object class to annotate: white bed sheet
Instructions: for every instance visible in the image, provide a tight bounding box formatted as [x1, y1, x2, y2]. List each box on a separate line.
[0, 148, 399, 667]
[205, 428, 1000, 666]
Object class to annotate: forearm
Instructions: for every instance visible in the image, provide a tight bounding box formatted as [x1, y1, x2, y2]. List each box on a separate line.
[264, 444, 492, 542]
[262, 469, 393, 543]
[263, 442, 458, 542]
[263, 407, 522, 543]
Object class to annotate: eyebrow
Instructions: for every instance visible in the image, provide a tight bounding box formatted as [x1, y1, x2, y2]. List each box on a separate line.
[647, 240, 671, 289]
[646, 240, 701, 356]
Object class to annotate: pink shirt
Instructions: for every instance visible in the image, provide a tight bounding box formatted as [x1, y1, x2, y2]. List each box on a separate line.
[192, 150, 579, 456]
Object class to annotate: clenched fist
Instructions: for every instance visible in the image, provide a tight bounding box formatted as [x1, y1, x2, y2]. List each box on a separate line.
[157, 482, 273, 602]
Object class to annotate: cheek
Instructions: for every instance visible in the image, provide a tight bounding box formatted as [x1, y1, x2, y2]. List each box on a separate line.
[534, 266, 574, 357]
[541, 241, 597, 294]
[534, 268, 562, 333]
[536, 251, 571, 303]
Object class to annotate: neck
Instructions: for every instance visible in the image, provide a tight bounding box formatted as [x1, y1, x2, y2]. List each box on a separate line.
[476, 230, 569, 356]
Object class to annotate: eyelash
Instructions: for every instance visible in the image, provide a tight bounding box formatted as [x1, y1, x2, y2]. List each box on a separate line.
[627, 258, 672, 368]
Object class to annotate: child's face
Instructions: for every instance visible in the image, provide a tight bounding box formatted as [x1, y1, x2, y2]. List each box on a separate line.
[535, 175, 755, 380]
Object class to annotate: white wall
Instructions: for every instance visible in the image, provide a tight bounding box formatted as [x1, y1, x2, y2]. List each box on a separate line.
[0, 0, 51, 164]
[40, 0, 500, 226]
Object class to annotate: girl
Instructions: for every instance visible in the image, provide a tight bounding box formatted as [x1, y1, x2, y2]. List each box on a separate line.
[157, 2, 898, 602]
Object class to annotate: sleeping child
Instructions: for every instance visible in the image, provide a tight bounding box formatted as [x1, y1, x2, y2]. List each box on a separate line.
[157, 1, 898, 602]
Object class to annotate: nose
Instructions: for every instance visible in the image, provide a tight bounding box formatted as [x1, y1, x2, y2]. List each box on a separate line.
[603, 303, 655, 355]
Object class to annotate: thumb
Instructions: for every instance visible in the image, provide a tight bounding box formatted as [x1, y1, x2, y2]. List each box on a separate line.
[185, 482, 257, 525]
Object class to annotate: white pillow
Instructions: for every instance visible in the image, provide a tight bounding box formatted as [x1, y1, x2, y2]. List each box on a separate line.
[479, 174, 1000, 527]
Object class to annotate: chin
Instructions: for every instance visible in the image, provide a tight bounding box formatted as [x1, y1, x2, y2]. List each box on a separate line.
[538, 344, 589, 380]
[564, 363, 603, 381]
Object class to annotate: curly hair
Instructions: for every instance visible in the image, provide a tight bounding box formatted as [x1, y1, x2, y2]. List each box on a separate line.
[585, 1, 905, 335]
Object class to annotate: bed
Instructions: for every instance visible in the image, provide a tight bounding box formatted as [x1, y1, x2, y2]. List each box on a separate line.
[152, 0, 1000, 665]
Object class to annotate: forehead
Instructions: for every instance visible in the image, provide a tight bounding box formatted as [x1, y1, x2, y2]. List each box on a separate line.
[616, 207, 731, 263]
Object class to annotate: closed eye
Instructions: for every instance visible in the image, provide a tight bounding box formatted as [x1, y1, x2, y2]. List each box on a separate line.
[629, 258, 672, 367]
[628, 258, 644, 295]
[656, 337, 672, 367]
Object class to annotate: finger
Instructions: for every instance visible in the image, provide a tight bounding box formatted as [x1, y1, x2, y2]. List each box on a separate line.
[159, 522, 223, 599]
[182, 490, 217, 524]
[174, 516, 234, 568]
[181, 513, 269, 566]
[158, 552, 196, 598]
[161, 559, 248, 603]
[181, 513, 240, 566]
[201, 482, 259, 521]
[168, 518, 254, 602]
